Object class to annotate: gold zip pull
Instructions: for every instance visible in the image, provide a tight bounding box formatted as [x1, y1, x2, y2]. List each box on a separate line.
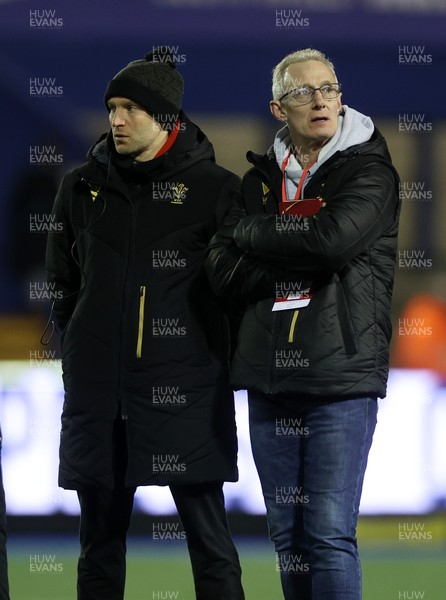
[136, 286, 146, 358]
[288, 310, 299, 343]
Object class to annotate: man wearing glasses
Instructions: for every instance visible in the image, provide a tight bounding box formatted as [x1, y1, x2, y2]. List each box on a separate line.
[206, 48, 400, 599]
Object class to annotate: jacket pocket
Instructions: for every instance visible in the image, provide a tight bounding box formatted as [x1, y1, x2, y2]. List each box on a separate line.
[136, 285, 146, 358]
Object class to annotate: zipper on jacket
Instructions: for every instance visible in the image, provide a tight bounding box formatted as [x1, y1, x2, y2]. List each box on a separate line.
[136, 285, 146, 358]
[288, 310, 299, 343]
[118, 197, 137, 421]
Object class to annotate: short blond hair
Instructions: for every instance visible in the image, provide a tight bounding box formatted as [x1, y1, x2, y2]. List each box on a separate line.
[272, 48, 337, 100]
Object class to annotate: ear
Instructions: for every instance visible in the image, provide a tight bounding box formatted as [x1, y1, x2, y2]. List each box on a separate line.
[270, 100, 287, 122]
[336, 94, 342, 115]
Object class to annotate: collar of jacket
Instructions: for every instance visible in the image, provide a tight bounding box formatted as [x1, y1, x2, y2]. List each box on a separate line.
[245, 127, 394, 190]
[242, 127, 399, 214]
[80, 111, 216, 188]
[244, 149, 282, 208]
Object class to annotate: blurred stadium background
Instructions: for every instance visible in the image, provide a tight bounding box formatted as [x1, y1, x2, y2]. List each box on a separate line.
[1, 0, 446, 598]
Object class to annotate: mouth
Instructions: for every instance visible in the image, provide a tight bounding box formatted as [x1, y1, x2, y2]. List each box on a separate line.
[311, 116, 329, 123]
[113, 135, 128, 145]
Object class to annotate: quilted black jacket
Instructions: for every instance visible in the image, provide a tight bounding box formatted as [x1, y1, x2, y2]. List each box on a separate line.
[46, 113, 241, 489]
[205, 128, 400, 400]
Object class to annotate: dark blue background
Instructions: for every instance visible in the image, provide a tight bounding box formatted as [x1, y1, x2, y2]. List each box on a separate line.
[1, 0, 444, 309]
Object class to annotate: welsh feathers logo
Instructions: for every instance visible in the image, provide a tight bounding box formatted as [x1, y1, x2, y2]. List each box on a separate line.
[171, 183, 189, 205]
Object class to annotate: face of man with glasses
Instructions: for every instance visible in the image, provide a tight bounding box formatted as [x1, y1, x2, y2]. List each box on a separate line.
[270, 60, 342, 160]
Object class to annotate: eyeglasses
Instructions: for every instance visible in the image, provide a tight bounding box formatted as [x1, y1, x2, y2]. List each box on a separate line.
[279, 83, 342, 104]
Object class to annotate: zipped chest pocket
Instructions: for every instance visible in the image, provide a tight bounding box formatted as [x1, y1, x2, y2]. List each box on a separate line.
[136, 285, 146, 358]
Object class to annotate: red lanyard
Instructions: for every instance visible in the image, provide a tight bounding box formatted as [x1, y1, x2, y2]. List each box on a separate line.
[281, 150, 315, 202]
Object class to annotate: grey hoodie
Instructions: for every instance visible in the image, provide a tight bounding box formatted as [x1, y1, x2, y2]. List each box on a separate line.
[274, 105, 374, 199]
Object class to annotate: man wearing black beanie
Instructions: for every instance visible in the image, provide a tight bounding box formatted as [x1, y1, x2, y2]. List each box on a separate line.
[46, 48, 244, 600]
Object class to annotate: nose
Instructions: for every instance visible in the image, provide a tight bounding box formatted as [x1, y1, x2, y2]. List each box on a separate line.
[312, 89, 325, 107]
[110, 108, 125, 127]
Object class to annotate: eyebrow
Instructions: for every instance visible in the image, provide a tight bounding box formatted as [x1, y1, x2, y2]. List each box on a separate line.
[296, 80, 334, 88]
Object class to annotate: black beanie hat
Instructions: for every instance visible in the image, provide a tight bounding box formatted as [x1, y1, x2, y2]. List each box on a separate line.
[104, 47, 184, 130]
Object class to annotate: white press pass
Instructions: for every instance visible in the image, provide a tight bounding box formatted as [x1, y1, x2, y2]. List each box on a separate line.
[272, 288, 312, 311]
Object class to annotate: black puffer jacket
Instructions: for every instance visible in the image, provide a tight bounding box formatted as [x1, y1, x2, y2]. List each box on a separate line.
[46, 113, 241, 490]
[205, 127, 400, 400]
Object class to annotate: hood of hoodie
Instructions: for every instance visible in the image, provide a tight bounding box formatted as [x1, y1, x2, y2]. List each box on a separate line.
[81, 111, 216, 188]
[273, 105, 375, 198]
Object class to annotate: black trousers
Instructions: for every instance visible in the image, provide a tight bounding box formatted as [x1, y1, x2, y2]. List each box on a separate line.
[77, 482, 244, 600]
[76, 421, 244, 599]
[0, 430, 10, 600]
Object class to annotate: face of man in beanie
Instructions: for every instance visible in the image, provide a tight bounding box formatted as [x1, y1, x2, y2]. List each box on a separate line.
[107, 96, 168, 161]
